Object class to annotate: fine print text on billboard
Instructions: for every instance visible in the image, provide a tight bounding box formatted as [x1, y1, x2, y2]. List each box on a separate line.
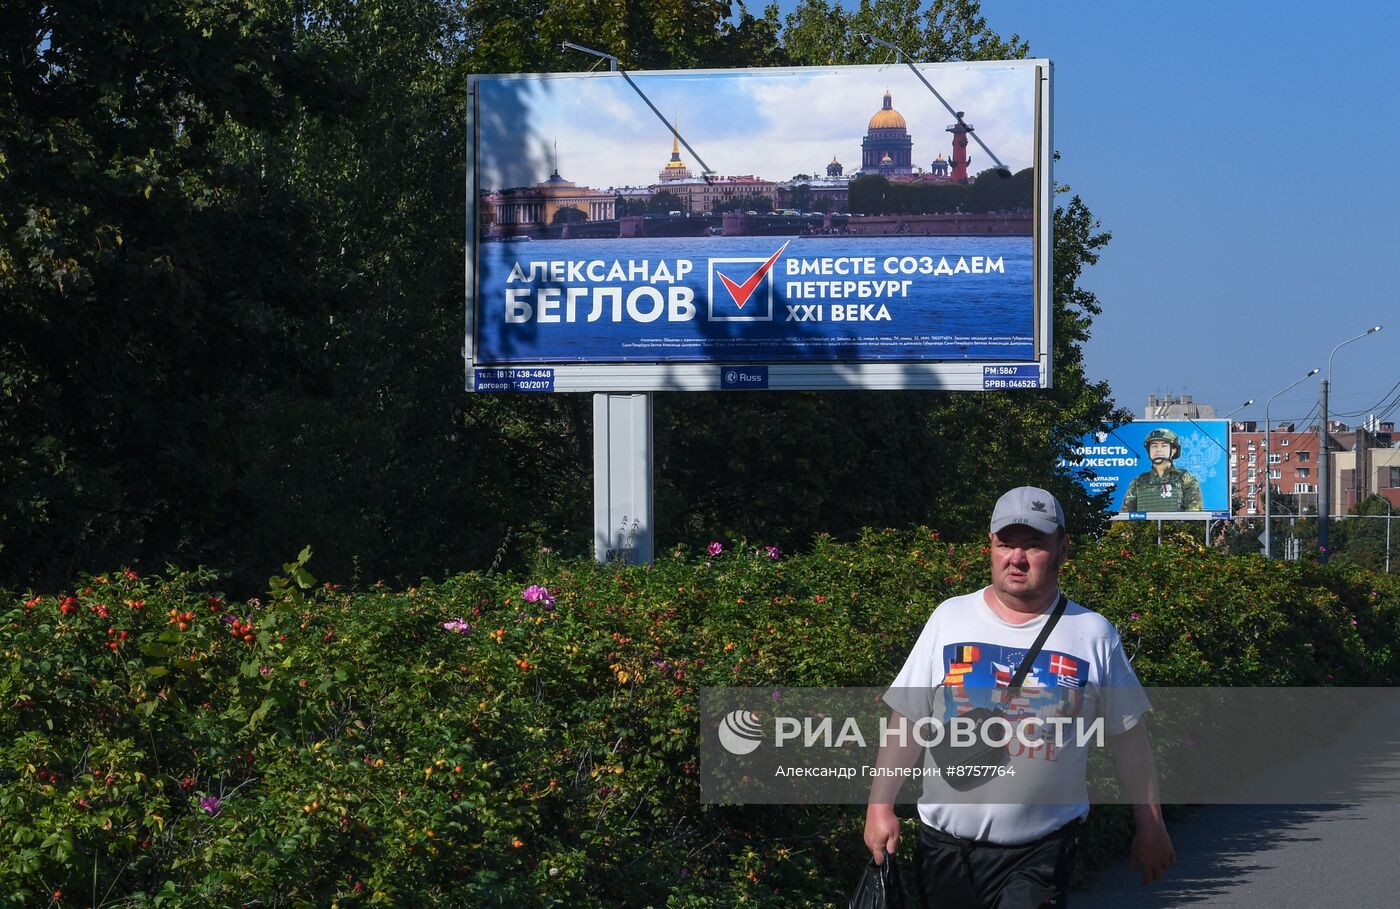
[1066, 421, 1231, 518]
[466, 61, 1053, 392]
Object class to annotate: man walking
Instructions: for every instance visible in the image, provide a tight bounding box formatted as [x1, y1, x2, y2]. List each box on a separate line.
[865, 486, 1174, 907]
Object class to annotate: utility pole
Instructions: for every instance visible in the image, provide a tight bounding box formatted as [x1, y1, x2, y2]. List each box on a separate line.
[1265, 371, 1317, 558]
[1320, 326, 1383, 563]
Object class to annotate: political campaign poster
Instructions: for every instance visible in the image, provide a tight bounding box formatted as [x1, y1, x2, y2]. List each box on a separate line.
[1066, 421, 1231, 518]
[466, 60, 1053, 392]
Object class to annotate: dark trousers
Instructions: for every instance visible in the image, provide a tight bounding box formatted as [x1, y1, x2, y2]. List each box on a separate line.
[913, 818, 1083, 909]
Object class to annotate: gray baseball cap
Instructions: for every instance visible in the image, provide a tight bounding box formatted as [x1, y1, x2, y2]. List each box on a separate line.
[989, 486, 1065, 535]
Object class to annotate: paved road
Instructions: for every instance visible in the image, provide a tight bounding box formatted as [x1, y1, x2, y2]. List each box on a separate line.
[1075, 691, 1400, 907]
[1072, 801, 1400, 908]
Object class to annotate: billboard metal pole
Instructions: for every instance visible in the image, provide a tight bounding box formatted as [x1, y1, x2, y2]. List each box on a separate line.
[562, 42, 657, 565]
[593, 393, 653, 564]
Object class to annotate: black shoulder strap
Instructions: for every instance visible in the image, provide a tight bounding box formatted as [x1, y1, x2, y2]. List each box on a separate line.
[1008, 593, 1068, 694]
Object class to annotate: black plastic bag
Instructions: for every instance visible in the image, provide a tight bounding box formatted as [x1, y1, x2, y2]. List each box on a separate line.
[849, 851, 906, 909]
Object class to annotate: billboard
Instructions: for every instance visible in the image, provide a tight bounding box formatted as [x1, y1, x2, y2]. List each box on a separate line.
[1066, 421, 1231, 518]
[466, 60, 1053, 392]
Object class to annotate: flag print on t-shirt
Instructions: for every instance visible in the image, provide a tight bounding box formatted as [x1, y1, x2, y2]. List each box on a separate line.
[940, 641, 1087, 720]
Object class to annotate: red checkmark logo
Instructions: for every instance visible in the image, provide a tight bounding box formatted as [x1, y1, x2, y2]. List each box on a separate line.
[716, 241, 790, 309]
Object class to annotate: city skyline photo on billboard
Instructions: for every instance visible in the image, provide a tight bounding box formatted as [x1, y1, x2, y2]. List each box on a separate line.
[466, 61, 1052, 392]
[1066, 420, 1232, 518]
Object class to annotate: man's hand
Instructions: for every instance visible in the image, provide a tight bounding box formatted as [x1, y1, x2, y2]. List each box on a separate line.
[1110, 722, 1173, 885]
[864, 804, 900, 864]
[1129, 817, 1175, 885]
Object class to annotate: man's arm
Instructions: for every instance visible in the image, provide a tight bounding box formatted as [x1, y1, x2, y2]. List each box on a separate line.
[1108, 721, 1175, 885]
[1120, 476, 1138, 512]
[863, 709, 925, 864]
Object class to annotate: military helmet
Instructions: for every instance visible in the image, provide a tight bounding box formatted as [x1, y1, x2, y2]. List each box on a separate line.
[1143, 427, 1181, 459]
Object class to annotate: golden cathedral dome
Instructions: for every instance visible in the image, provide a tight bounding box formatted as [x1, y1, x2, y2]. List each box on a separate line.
[868, 90, 907, 130]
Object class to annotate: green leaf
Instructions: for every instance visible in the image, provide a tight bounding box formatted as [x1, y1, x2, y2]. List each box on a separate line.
[248, 697, 273, 730]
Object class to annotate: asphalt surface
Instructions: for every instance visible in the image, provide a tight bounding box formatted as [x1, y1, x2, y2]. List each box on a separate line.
[1074, 691, 1400, 908]
[1072, 801, 1400, 907]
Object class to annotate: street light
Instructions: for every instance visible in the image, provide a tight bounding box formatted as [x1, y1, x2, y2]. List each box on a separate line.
[1319, 325, 1383, 563]
[1223, 399, 1254, 421]
[1264, 370, 1319, 558]
[559, 41, 617, 71]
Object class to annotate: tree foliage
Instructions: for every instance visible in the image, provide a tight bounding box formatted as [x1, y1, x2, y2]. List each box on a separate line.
[848, 167, 1034, 215]
[644, 190, 686, 214]
[5, 538, 1399, 903]
[3, 1, 1121, 594]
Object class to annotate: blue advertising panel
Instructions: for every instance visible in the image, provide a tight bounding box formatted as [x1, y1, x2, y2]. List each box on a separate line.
[1065, 421, 1231, 518]
[466, 61, 1053, 392]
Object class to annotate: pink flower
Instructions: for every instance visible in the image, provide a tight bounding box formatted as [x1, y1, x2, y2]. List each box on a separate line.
[442, 619, 472, 634]
[522, 585, 556, 608]
[764, 545, 781, 559]
[1130, 612, 1141, 621]
[200, 795, 221, 816]
[707, 541, 723, 557]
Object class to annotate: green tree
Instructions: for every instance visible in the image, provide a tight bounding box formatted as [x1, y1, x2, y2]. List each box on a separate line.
[1, 0, 340, 589]
[1332, 495, 1397, 571]
[783, 0, 1027, 67]
[646, 190, 686, 214]
[2, 0, 1122, 594]
[788, 182, 815, 211]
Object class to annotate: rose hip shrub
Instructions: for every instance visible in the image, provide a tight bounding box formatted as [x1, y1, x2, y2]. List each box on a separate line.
[3, 534, 1398, 906]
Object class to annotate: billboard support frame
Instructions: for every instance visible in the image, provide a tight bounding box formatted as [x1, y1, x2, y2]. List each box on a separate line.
[559, 42, 660, 567]
[468, 59, 1054, 563]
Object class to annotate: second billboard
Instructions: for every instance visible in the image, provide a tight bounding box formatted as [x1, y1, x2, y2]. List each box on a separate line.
[1068, 421, 1232, 517]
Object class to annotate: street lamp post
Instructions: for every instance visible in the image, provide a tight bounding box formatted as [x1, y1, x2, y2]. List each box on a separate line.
[1319, 326, 1383, 564]
[1264, 370, 1318, 558]
[1223, 399, 1254, 421]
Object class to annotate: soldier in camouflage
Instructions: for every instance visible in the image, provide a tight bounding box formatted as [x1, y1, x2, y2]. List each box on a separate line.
[1120, 428, 1203, 512]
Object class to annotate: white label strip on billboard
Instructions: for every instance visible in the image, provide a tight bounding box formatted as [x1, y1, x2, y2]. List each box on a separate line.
[466, 60, 1053, 392]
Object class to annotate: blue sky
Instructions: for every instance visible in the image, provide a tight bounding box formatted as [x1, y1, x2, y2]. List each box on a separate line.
[774, 0, 1399, 428]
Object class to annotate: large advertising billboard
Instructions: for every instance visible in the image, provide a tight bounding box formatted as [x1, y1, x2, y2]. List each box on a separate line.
[466, 61, 1053, 392]
[1066, 421, 1231, 518]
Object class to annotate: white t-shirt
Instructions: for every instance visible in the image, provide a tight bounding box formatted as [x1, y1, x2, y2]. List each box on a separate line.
[884, 587, 1150, 845]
